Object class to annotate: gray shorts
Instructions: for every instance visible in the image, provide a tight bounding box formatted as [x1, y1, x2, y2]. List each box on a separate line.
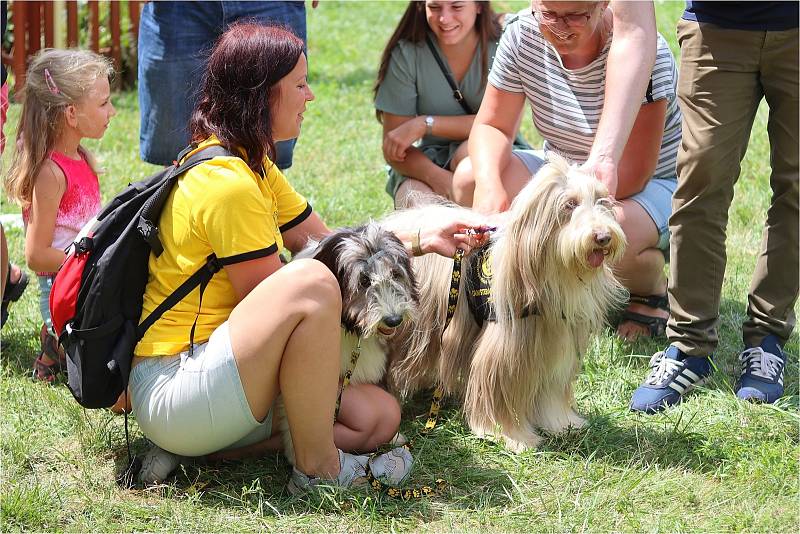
[130, 321, 273, 457]
[513, 149, 676, 251]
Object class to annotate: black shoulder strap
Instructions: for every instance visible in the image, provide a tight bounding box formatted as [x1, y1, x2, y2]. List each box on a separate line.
[138, 145, 233, 257]
[425, 34, 474, 115]
[135, 144, 240, 340]
[645, 78, 654, 103]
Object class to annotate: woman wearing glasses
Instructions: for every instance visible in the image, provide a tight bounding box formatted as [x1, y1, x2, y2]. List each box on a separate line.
[455, 1, 680, 341]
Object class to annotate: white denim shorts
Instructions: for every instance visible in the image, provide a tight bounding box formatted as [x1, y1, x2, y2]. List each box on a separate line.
[130, 321, 273, 457]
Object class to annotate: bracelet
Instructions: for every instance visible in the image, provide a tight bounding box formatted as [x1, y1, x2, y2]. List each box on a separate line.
[411, 229, 424, 256]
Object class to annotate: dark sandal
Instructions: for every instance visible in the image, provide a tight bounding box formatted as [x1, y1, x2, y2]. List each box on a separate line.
[32, 353, 61, 383]
[1, 267, 29, 328]
[618, 294, 669, 338]
[32, 324, 66, 382]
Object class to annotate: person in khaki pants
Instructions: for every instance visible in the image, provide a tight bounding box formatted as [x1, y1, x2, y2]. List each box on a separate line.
[631, 1, 798, 413]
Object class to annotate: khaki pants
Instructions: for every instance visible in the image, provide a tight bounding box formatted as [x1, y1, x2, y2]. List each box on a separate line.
[668, 20, 799, 355]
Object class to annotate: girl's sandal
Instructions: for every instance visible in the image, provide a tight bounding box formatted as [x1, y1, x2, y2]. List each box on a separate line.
[32, 354, 61, 383]
[32, 325, 66, 383]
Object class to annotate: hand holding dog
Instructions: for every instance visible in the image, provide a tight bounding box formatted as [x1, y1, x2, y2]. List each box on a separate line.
[580, 155, 618, 199]
[418, 218, 493, 257]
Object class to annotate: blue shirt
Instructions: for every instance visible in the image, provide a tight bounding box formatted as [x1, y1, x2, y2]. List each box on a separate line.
[683, 1, 799, 31]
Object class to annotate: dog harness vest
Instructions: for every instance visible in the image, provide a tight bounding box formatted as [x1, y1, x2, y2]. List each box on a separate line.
[464, 245, 538, 327]
[466, 245, 497, 326]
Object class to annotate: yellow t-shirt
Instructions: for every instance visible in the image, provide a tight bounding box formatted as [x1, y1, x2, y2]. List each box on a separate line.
[134, 137, 311, 356]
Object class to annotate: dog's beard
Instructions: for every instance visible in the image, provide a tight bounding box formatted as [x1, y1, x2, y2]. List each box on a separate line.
[343, 280, 418, 338]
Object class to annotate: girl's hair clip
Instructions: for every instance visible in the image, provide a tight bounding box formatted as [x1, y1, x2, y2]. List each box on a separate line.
[44, 68, 60, 96]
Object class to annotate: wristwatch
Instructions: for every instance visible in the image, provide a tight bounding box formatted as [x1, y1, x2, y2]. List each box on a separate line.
[425, 115, 434, 136]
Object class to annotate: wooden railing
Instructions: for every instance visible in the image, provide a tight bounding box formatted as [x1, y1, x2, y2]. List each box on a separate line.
[5, 0, 142, 92]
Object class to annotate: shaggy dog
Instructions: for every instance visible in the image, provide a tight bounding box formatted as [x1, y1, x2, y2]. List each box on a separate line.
[279, 222, 419, 463]
[382, 153, 627, 452]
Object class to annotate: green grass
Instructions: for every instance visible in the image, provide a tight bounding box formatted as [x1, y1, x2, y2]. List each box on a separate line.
[1, 1, 798, 531]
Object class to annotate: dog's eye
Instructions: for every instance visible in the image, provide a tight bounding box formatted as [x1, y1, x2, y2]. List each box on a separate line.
[596, 197, 616, 210]
[359, 272, 371, 288]
[563, 198, 578, 212]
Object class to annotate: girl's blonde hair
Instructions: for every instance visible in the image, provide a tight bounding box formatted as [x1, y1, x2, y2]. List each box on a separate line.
[4, 48, 113, 209]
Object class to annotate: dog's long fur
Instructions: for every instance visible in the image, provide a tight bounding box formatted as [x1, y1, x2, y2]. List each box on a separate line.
[279, 222, 419, 463]
[382, 153, 627, 452]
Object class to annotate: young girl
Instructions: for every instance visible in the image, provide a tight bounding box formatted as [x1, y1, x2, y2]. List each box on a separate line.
[373, 0, 528, 208]
[4, 49, 116, 382]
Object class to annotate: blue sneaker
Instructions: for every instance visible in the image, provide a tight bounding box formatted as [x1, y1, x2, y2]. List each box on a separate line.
[736, 335, 785, 403]
[630, 345, 713, 413]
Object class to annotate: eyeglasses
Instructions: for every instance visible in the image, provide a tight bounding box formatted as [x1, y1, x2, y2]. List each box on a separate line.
[532, 10, 592, 28]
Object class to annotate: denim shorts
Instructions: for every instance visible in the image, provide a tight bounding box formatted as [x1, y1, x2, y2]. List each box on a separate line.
[37, 275, 55, 331]
[130, 321, 273, 457]
[513, 149, 676, 251]
[137, 1, 306, 168]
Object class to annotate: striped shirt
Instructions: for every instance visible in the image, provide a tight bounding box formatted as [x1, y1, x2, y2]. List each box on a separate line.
[489, 11, 682, 180]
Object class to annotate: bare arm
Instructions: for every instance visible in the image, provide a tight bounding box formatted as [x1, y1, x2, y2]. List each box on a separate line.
[468, 85, 527, 214]
[381, 112, 475, 197]
[281, 211, 330, 254]
[616, 99, 667, 199]
[226, 211, 329, 300]
[583, 0, 656, 196]
[224, 254, 284, 302]
[25, 161, 68, 272]
[381, 112, 475, 163]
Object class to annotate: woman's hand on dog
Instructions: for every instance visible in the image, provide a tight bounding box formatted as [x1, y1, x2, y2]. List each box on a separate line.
[418, 218, 494, 257]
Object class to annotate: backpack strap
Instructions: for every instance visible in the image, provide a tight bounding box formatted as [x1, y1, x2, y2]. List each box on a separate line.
[136, 248, 268, 340]
[425, 34, 475, 115]
[138, 145, 233, 257]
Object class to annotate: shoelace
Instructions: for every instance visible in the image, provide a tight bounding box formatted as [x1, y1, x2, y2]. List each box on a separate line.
[645, 351, 683, 386]
[739, 347, 784, 381]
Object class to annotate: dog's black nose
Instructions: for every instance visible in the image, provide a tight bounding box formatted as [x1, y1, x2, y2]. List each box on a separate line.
[594, 231, 611, 247]
[383, 314, 403, 328]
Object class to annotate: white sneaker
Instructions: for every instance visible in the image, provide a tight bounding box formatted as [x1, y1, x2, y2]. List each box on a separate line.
[137, 444, 181, 486]
[286, 448, 369, 495]
[368, 446, 413, 485]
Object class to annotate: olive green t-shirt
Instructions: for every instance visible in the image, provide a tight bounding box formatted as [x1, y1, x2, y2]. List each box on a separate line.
[375, 34, 527, 196]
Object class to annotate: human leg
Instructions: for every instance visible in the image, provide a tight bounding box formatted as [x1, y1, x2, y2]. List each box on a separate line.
[1, 224, 29, 329]
[0, 225, 6, 300]
[32, 275, 64, 382]
[395, 178, 436, 209]
[666, 21, 765, 357]
[131, 259, 367, 486]
[137, 2, 221, 165]
[452, 149, 541, 207]
[632, 21, 764, 412]
[224, 1, 308, 171]
[613, 199, 668, 341]
[735, 28, 799, 404]
[741, 28, 799, 349]
[334, 383, 401, 453]
[226, 259, 343, 477]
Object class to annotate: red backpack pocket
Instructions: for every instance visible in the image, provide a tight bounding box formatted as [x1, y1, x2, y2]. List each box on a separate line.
[50, 237, 93, 338]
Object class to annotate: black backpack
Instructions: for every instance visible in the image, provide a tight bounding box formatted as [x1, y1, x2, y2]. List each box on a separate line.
[50, 144, 240, 409]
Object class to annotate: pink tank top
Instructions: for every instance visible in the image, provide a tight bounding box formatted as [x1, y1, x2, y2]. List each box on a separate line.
[23, 151, 102, 273]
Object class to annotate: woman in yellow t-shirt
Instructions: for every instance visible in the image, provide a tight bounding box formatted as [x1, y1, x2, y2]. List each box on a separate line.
[129, 23, 489, 493]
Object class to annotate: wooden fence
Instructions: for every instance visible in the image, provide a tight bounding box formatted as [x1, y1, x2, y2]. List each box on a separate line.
[4, 0, 142, 92]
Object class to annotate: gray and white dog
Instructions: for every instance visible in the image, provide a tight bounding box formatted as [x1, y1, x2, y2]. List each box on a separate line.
[279, 222, 419, 464]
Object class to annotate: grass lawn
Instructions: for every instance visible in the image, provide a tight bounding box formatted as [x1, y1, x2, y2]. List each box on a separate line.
[1, 1, 797, 531]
